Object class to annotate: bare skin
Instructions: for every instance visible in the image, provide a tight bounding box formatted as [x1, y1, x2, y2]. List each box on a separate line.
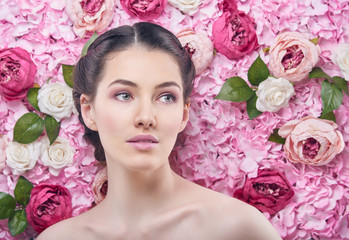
[37, 47, 281, 240]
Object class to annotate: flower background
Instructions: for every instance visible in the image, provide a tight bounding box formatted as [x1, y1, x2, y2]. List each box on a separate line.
[0, 0, 349, 239]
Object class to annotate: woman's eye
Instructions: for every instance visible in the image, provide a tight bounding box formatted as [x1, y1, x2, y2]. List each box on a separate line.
[115, 92, 132, 101]
[159, 94, 176, 103]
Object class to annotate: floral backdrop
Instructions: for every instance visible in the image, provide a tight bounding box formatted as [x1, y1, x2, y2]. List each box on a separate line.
[0, 0, 349, 239]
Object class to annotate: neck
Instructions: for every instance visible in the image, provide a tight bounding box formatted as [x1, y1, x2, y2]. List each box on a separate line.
[101, 159, 176, 221]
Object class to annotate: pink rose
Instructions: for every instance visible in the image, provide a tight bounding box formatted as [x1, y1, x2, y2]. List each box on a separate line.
[212, 0, 258, 59]
[92, 166, 108, 204]
[278, 116, 344, 166]
[268, 32, 321, 83]
[120, 0, 167, 20]
[0, 47, 36, 100]
[234, 169, 294, 215]
[26, 184, 73, 233]
[177, 29, 214, 75]
[65, 0, 116, 38]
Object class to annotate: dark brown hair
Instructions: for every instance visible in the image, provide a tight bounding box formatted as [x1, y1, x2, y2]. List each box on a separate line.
[73, 22, 196, 162]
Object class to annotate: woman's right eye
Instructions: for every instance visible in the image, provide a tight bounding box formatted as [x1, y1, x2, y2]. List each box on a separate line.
[115, 92, 132, 101]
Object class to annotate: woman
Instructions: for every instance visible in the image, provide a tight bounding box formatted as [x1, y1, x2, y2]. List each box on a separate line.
[37, 22, 281, 240]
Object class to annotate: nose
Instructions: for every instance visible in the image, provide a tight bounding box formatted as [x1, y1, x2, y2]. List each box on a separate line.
[134, 100, 156, 129]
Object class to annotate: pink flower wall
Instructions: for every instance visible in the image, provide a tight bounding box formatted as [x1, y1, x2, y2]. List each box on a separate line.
[0, 0, 349, 239]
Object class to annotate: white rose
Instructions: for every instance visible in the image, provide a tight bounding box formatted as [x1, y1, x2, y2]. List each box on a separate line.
[37, 82, 74, 122]
[256, 77, 295, 112]
[332, 43, 349, 81]
[41, 137, 75, 176]
[177, 29, 213, 75]
[168, 0, 202, 15]
[5, 141, 41, 175]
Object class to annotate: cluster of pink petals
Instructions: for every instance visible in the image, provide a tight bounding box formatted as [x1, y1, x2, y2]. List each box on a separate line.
[176, 29, 213, 75]
[65, 0, 116, 38]
[0, 0, 348, 239]
[212, 0, 258, 60]
[268, 31, 321, 83]
[279, 116, 345, 166]
[120, 0, 167, 21]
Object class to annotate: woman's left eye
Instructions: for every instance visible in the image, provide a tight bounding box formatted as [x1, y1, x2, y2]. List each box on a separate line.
[159, 94, 176, 103]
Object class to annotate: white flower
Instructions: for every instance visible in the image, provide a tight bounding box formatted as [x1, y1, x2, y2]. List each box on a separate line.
[256, 77, 295, 112]
[168, 0, 202, 15]
[37, 82, 74, 122]
[177, 29, 213, 75]
[332, 43, 349, 81]
[41, 137, 75, 176]
[5, 141, 40, 175]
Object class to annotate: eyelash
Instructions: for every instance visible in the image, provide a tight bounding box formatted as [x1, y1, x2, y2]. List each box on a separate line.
[114, 92, 132, 101]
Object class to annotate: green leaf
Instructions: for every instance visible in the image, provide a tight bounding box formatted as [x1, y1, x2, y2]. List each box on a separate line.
[215, 77, 254, 102]
[27, 87, 40, 111]
[332, 76, 349, 96]
[320, 111, 336, 122]
[247, 56, 269, 86]
[310, 37, 319, 45]
[44, 115, 60, 145]
[62, 64, 74, 88]
[268, 128, 286, 144]
[0, 192, 16, 219]
[321, 80, 343, 115]
[246, 92, 262, 119]
[13, 112, 45, 144]
[309, 67, 330, 79]
[14, 176, 33, 206]
[81, 32, 98, 57]
[8, 210, 28, 236]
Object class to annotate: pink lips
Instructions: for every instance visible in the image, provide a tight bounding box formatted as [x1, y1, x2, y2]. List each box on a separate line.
[127, 135, 159, 151]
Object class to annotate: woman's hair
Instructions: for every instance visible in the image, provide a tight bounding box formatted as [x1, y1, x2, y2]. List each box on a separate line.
[73, 22, 196, 162]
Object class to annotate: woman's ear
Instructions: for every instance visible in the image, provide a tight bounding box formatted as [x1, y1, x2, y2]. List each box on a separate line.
[80, 94, 98, 131]
[179, 100, 190, 132]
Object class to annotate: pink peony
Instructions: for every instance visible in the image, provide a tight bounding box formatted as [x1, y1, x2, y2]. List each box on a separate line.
[91, 166, 108, 204]
[177, 29, 213, 75]
[278, 116, 344, 166]
[268, 32, 321, 83]
[65, 0, 116, 38]
[120, 0, 167, 20]
[26, 184, 73, 233]
[0, 47, 36, 100]
[212, 0, 258, 59]
[234, 169, 294, 215]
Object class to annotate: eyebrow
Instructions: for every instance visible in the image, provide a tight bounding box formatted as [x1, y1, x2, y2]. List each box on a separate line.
[108, 79, 181, 90]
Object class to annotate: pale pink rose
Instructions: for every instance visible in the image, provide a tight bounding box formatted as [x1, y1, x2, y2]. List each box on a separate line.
[65, 0, 116, 38]
[0, 135, 7, 172]
[177, 29, 213, 75]
[278, 116, 344, 166]
[92, 166, 108, 204]
[269, 32, 321, 83]
[120, 0, 166, 20]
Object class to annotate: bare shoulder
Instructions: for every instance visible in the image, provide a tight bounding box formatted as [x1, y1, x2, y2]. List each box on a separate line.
[182, 181, 281, 240]
[35, 215, 93, 240]
[200, 193, 282, 240]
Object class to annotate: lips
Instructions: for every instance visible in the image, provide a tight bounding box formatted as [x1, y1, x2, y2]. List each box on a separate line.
[126, 135, 159, 150]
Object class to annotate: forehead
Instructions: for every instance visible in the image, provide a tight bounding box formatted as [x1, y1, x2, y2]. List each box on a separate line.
[99, 46, 182, 89]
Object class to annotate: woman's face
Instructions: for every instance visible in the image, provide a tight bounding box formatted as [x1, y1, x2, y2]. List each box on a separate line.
[81, 46, 189, 171]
